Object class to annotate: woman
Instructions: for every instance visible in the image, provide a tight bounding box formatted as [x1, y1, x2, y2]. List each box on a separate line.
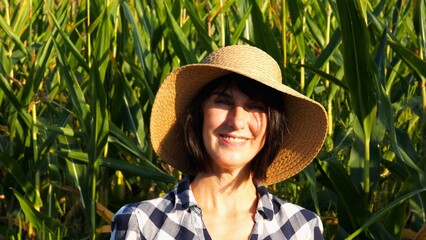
[111, 45, 328, 239]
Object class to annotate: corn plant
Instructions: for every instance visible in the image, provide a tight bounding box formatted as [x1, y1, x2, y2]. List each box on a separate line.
[0, 0, 425, 239]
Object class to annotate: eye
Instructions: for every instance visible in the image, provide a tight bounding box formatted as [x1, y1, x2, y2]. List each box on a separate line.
[247, 102, 266, 111]
[215, 98, 233, 106]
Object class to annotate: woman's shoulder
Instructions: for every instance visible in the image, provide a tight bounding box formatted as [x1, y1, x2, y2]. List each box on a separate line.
[257, 185, 320, 221]
[269, 195, 320, 222]
[110, 188, 182, 239]
[110, 179, 201, 240]
[271, 195, 318, 218]
[113, 186, 181, 225]
[270, 195, 323, 239]
[113, 177, 194, 219]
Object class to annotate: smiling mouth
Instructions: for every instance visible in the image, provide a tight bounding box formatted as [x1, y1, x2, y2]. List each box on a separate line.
[220, 134, 248, 143]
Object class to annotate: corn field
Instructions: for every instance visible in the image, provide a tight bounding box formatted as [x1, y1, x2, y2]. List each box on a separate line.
[0, 0, 425, 239]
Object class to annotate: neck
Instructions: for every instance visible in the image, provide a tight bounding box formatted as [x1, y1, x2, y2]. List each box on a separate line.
[190, 170, 257, 213]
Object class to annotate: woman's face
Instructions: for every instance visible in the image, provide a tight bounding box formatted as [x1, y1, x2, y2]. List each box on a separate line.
[202, 83, 268, 173]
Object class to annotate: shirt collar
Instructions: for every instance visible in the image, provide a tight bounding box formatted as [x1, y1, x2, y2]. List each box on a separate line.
[173, 176, 199, 209]
[173, 177, 275, 221]
[255, 184, 275, 221]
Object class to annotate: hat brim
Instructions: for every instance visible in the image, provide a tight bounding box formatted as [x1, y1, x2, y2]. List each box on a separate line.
[150, 64, 327, 185]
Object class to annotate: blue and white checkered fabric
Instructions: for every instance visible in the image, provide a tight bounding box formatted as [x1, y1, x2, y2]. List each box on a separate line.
[110, 177, 323, 239]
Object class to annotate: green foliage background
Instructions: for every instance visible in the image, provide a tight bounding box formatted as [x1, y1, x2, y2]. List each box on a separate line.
[0, 0, 425, 239]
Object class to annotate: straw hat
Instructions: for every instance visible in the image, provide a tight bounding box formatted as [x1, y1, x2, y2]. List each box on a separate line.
[150, 45, 327, 185]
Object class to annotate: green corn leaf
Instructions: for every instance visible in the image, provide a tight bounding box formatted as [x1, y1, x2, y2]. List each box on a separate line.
[304, 29, 345, 97]
[57, 150, 175, 183]
[368, 11, 426, 79]
[306, 14, 325, 47]
[88, 19, 110, 162]
[336, 0, 377, 138]
[87, 8, 105, 35]
[86, 42, 110, 236]
[49, 12, 90, 73]
[329, 127, 354, 157]
[347, 115, 381, 189]
[31, 35, 56, 102]
[58, 138, 173, 183]
[107, 135, 167, 175]
[53, 40, 91, 135]
[58, 150, 89, 164]
[0, 74, 32, 127]
[346, 187, 426, 239]
[163, 2, 197, 64]
[134, 0, 158, 87]
[107, 135, 144, 163]
[92, 10, 112, 83]
[88, 77, 109, 162]
[134, 0, 153, 40]
[413, 0, 426, 55]
[302, 164, 320, 215]
[88, 69, 109, 155]
[184, 0, 216, 52]
[230, 5, 252, 45]
[375, 70, 424, 180]
[13, 189, 64, 234]
[38, 124, 83, 153]
[17, 3, 61, 108]
[320, 156, 393, 239]
[319, 158, 367, 232]
[249, 0, 281, 64]
[370, 33, 424, 182]
[100, 158, 176, 183]
[296, 63, 348, 91]
[126, 59, 156, 104]
[336, 0, 378, 198]
[121, 1, 151, 82]
[36, 100, 82, 157]
[0, 153, 42, 208]
[287, 0, 306, 59]
[122, 79, 147, 148]
[56, 134, 87, 209]
[12, 0, 32, 43]
[382, 175, 414, 238]
[388, 39, 426, 79]
[0, 15, 29, 59]
[109, 123, 148, 161]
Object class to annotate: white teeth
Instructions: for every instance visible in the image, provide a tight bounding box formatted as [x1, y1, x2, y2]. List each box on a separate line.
[222, 136, 247, 142]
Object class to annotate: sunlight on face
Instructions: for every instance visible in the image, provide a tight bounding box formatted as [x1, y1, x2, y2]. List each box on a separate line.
[202, 83, 267, 174]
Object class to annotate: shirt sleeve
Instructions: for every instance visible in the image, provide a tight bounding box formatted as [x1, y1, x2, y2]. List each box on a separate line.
[292, 207, 324, 239]
[264, 194, 325, 240]
[312, 214, 324, 239]
[110, 205, 143, 240]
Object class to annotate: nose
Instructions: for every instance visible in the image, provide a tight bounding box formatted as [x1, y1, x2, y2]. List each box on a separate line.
[227, 106, 248, 130]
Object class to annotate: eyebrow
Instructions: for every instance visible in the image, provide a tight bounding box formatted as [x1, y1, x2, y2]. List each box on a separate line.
[210, 91, 264, 106]
[211, 92, 232, 98]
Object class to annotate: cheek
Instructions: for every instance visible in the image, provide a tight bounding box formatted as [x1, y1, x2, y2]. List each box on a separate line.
[203, 108, 227, 130]
[251, 113, 268, 138]
[202, 108, 223, 145]
[202, 109, 214, 134]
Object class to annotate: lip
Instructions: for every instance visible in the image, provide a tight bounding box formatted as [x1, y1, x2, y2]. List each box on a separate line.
[219, 133, 250, 145]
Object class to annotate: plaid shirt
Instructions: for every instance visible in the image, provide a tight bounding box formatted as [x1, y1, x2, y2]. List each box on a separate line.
[111, 177, 323, 239]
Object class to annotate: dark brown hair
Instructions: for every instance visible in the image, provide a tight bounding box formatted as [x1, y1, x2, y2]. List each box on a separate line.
[182, 73, 286, 183]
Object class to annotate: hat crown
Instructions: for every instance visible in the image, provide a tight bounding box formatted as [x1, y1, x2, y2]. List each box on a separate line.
[201, 45, 282, 84]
